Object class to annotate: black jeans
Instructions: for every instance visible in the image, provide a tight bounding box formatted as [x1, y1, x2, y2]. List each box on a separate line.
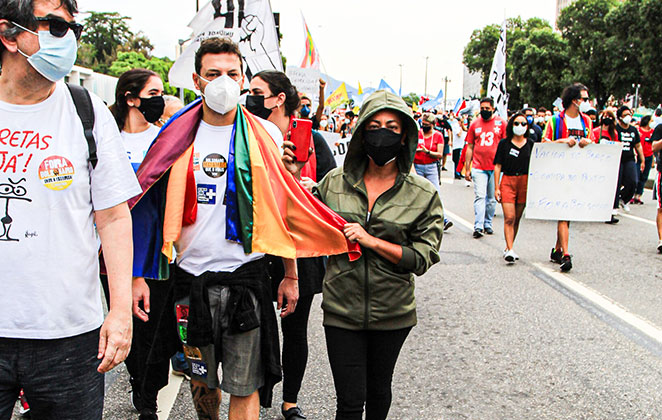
[637, 155, 654, 196]
[281, 294, 314, 404]
[0, 328, 104, 419]
[453, 148, 463, 177]
[614, 160, 639, 207]
[324, 326, 412, 420]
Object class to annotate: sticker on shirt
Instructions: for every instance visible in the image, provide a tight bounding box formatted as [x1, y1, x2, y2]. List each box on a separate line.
[191, 361, 208, 378]
[197, 184, 217, 205]
[475, 127, 483, 134]
[202, 153, 227, 178]
[38, 156, 74, 191]
[0, 177, 32, 242]
[183, 345, 203, 361]
[193, 153, 201, 171]
[509, 149, 520, 158]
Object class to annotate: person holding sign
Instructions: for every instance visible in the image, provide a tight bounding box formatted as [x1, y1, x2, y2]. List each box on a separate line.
[494, 113, 534, 263]
[464, 97, 507, 238]
[542, 83, 595, 272]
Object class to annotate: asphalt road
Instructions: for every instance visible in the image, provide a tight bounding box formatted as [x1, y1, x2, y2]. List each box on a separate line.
[13, 169, 662, 419]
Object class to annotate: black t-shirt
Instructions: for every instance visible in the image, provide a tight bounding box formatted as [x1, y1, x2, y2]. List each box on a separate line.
[651, 124, 662, 171]
[616, 124, 640, 163]
[493, 138, 534, 176]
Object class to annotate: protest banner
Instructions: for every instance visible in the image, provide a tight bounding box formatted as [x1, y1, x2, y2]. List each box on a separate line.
[169, 0, 283, 92]
[525, 143, 621, 222]
[286, 66, 321, 111]
[319, 131, 351, 167]
[325, 83, 349, 111]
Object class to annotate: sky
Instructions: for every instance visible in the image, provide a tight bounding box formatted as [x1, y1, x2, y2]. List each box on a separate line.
[78, 0, 557, 101]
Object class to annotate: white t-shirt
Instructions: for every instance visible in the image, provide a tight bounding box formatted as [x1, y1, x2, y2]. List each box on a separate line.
[451, 119, 466, 150]
[0, 82, 142, 339]
[565, 114, 586, 139]
[121, 124, 160, 171]
[176, 116, 284, 275]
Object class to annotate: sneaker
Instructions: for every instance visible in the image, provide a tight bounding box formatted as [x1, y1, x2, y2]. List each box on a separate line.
[441, 166, 448, 171]
[282, 404, 307, 420]
[560, 255, 573, 272]
[504, 249, 516, 263]
[605, 215, 619, 224]
[484, 227, 494, 235]
[550, 248, 563, 264]
[512, 250, 520, 260]
[18, 389, 30, 417]
[139, 408, 158, 420]
[658, 240, 662, 253]
[465, 180, 472, 187]
[620, 200, 631, 212]
[473, 229, 483, 238]
[171, 352, 191, 380]
[444, 220, 453, 231]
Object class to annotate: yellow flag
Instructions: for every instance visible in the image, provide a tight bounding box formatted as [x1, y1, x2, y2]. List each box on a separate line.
[358, 82, 363, 95]
[412, 102, 419, 112]
[353, 106, 360, 114]
[325, 82, 349, 111]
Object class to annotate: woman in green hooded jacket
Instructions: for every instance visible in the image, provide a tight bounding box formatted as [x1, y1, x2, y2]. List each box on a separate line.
[283, 90, 443, 420]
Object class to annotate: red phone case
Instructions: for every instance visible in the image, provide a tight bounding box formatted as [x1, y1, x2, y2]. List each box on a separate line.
[291, 119, 313, 162]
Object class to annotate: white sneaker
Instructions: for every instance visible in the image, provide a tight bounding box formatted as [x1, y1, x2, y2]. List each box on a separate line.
[658, 240, 662, 253]
[619, 200, 631, 212]
[504, 249, 516, 263]
[511, 250, 520, 260]
[465, 180, 472, 187]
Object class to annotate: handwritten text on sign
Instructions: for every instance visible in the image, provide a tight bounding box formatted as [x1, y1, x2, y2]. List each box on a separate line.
[525, 143, 621, 222]
[319, 131, 351, 168]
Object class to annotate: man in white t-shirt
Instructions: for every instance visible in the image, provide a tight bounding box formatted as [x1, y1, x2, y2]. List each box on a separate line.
[131, 38, 298, 420]
[0, 1, 141, 418]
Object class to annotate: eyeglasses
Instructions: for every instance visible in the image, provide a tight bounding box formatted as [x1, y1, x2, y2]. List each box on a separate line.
[35, 17, 83, 40]
[580, 97, 590, 102]
[12, 17, 83, 40]
[513, 122, 527, 127]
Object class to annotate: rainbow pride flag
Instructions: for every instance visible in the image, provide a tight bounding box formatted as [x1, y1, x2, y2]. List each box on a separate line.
[130, 100, 360, 280]
[299, 15, 320, 69]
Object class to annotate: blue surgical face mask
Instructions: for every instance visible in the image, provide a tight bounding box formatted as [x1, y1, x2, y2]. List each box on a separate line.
[14, 23, 78, 82]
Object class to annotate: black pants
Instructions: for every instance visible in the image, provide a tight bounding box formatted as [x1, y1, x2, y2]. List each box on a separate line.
[324, 326, 412, 420]
[453, 148, 462, 177]
[614, 160, 639, 208]
[281, 294, 314, 404]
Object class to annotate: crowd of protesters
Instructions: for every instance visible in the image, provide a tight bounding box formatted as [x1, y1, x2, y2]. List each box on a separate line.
[0, 2, 660, 420]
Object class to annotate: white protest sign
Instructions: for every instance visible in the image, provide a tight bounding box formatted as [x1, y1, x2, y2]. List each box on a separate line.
[320, 131, 351, 167]
[525, 143, 621, 222]
[169, 0, 283, 92]
[286, 66, 321, 111]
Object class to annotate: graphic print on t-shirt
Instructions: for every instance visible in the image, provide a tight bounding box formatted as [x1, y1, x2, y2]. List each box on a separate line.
[38, 156, 75, 191]
[0, 177, 31, 242]
[197, 184, 217, 205]
[202, 153, 227, 178]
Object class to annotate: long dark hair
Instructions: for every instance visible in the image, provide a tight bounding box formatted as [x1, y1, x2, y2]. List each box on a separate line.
[599, 109, 617, 141]
[505, 112, 529, 141]
[252, 70, 301, 117]
[109, 69, 159, 130]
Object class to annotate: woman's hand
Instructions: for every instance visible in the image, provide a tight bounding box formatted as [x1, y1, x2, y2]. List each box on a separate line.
[343, 223, 376, 248]
[299, 176, 316, 192]
[281, 140, 307, 177]
[495, 188, 502, 203]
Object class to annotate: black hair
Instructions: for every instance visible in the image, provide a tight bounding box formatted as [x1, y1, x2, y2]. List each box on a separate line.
[585, 108, 597, 116]
[599, 109, 617, 141]
[616, 105, 631, 119]
[0, 0, 78, 62]
[641, 115, 652, 127]
[522, 107, 535, 114]
[538, 107, 548, 113]
[505, 112, 529, 141]
[561, 83, 588, 110]
[195, 37, 243, 75]
[109, 68, 159, 130]
[655, 108, 662, 117]
[480, 97, 494, 107]
[252, 70, 300, 117]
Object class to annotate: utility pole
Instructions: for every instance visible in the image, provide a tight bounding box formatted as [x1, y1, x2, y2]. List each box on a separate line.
[196, 0, 199, 12]
[632, 83, 641, 109]
[424, 56, 429, 97]
[398, 64, 403, 96]
[443, 76, 451, 111]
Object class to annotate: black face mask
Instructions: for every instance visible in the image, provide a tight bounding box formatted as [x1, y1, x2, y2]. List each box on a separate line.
[138, 96, 166, 124]
[245, 95, 274, 120]
[480, 109, 493, 120]
[422, 125, 432, 133]
[602, 118, 614, 126]
[363, 128, 402, 166]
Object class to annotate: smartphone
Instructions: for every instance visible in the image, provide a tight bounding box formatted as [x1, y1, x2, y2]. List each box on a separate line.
[290, 118, 313, 162]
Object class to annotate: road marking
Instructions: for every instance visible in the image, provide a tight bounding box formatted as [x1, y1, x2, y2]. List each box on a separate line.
[532, 263, 662, 346]
[444, 209, 474, 231]
[618, 213, 657, 226]
[157, 369, 184, 419]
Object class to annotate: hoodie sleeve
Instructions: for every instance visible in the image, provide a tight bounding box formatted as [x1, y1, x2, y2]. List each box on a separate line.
[397, 190, 443, 275]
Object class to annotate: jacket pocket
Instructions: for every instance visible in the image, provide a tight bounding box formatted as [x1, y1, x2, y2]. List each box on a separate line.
[368, 262, 416, 323]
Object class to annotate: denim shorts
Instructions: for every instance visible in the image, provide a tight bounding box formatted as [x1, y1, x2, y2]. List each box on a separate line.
[0, 328, 104, 419]
[175, 285, 263, 396]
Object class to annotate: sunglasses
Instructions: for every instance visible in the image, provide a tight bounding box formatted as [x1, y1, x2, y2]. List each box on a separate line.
[513, 122, 528, 127]
[35, 17, 83, 40]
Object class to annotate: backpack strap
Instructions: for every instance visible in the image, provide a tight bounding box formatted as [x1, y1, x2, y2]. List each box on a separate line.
[66, 83, 98, 169]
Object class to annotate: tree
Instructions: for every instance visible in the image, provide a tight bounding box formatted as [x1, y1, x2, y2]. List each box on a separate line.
[78, 12, 134, 73]
[402, 92, 420, 107]
[557, 0, 619, 108]
[118, 31, 154, 59]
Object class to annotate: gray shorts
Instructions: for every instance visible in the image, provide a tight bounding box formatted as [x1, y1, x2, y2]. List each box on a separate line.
[175, 285, 264, 396]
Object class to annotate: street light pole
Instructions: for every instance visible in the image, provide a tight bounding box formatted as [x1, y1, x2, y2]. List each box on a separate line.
[443, 76, 451, 111]
[398, 64, 403, 96]
[632, 83, 641, 109]
[196, 0, 199, 12]
[424, 57, 429, 97]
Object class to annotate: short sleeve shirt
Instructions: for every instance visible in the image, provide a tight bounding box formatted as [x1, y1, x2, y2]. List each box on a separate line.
[414, 130, 443, 165]
[465, 116, 507, 171]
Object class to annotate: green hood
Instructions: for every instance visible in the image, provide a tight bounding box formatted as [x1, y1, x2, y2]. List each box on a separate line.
[343, 90, 419, 183]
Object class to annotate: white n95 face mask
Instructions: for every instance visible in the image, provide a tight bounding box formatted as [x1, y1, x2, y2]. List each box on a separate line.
[199, 74, 240, 115]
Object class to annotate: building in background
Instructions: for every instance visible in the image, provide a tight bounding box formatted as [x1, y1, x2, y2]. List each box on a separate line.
[462, 65, 482, 99]
[556, 0, 576, 24]
[66, 66, 118, 105]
